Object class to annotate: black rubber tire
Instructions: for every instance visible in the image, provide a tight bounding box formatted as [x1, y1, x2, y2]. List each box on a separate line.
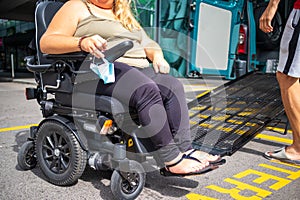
[254, 6, 283, 50]
[111, 160, 146, 200]
[35, 120, 87, 186]
[17, 141, 37, 170]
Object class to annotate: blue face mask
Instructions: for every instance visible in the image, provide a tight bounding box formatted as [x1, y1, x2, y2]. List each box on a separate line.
[90, 58, 115, 84]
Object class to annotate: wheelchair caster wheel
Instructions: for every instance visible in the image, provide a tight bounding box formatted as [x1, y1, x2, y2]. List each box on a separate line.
[17, 141, 37, 170]
[111, 160, 145, 200]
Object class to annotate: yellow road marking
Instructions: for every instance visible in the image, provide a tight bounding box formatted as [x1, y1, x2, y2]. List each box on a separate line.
[186, 193, 218, 200]
[202, 161, 300, 200]
[255, 134, 292, 145]
[259, 163, 300, 180]
[265, 126, 292, 134]
[206, 178, 272, 199]
[196, 90, 211, 99]
[270, 159, 300, 169]
[0, 124, 38, 133]
[233, 169, 291, 190]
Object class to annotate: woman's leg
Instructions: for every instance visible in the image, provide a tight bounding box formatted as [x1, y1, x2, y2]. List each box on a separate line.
[76, 62, 211, 173]
[139, 67, 192, 152]
[140, 68, 221, 163]
[77, 63, 182, 161]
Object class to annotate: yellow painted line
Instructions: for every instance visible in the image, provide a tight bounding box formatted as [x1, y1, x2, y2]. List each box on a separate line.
[233, 169, 291, 190]
[190, 106, 207, 111]
[185, 143, 300, 200]
[186, 193, 218, 200]
[267, 159, 300, 169]
[227, 119, 257, 127]
[0, 124, 38, 133]
[259, 163, 300, 180]
[255, 134, 292, 145]
[196, 90, 211, 99]
[265, 126, 292, 134]
[196, 114, 209, 118]
[206, 178, 272, 198]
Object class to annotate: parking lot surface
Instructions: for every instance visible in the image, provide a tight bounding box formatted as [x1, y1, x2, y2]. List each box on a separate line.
[0, 80, 299, 200]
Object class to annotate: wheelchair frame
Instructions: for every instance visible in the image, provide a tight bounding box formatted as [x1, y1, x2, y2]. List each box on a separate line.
[17, 1, 155, 199]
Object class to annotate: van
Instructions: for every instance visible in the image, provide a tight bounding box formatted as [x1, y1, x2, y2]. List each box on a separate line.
[157, 0, 295, 79]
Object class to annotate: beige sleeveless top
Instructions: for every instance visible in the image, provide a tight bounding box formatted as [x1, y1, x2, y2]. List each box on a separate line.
[74, 0, 156, 68]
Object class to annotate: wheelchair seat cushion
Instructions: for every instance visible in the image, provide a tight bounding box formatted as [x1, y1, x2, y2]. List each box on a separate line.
[55, 92, 126, 115]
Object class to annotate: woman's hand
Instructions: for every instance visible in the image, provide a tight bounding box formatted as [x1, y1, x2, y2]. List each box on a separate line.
[80, 35, 107, 58]
[152, 55, 170, 74]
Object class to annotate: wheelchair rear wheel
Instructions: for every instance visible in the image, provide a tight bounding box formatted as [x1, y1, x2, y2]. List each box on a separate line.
[17, 141, 37, 170]
[110, 160, 146, 200]
[35, 120, 87, 186]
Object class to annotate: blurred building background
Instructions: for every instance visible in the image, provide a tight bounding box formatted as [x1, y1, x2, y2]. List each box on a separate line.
[0, 0, 190, 78]
[0, 20, 35, 77]
[0, 0, 161, 78]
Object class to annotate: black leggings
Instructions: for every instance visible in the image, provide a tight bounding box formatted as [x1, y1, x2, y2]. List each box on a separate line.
[77, 62, 191, 162]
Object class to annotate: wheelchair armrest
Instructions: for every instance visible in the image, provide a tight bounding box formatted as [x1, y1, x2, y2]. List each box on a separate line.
[25, 56, 52, 73]
[45, 52, 87, 60]
[46, 40, 134, 63]
[95, 40, 134, 63]
[25, 40, 134, 73]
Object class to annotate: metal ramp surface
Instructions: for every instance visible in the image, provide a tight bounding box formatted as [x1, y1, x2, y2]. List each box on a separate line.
[188, 72, 284, 156]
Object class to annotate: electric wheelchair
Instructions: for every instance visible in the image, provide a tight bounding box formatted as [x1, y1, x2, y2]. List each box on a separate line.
[17, 1, 162, 199]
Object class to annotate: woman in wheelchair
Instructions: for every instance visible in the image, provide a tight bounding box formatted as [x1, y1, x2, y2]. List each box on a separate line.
[39, 0, 223, 176]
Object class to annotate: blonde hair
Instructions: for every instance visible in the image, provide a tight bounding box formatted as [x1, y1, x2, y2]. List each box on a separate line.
[113, 0, 141, 31]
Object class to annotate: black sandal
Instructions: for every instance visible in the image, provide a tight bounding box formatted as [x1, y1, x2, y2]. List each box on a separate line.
[160, 153, 217, 177]
[186, 149, 226, 167]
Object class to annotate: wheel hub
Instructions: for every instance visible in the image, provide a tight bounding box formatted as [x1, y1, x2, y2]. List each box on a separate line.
[121, 172, 139, 194]
[54, 148, 60, 157]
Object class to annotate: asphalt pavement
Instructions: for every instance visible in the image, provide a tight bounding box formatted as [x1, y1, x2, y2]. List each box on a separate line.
[0, 78, 299, 200]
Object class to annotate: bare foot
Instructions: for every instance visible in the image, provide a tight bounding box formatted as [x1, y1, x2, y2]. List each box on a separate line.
[285, 146, 300, 160]
[166, 154, 209, 174]
[185, 149, 220, 164]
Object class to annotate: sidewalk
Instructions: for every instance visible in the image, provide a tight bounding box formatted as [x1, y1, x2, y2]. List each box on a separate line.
[0, 77, 36, 85]
[0, 72, 36, 85]
[12, 78, 36, 85]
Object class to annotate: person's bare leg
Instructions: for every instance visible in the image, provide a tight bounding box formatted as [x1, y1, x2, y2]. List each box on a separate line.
[276, 72, 300, 160]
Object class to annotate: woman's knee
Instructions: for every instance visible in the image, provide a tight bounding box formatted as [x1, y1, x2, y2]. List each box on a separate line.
[130, 82, 162, 109]
[141, 82, 161, 96]
[159, 74, 185, 94]
[171, 77, 185, 92]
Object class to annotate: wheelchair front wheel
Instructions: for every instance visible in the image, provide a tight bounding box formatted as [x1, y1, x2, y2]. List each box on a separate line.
[35, 120, 87, 186]
[17, 141, 37, 170]
[111, 160, 146, 200]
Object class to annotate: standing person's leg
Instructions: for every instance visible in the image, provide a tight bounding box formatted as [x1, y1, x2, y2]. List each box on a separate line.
[265, 9, 300, 163]
[276, 72, 300, 160]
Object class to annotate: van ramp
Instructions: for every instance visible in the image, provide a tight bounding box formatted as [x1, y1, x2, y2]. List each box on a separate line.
[188, 72, 284, 156]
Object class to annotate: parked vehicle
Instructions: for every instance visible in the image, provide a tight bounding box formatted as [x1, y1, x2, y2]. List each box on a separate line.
[158, 0, 295, 79]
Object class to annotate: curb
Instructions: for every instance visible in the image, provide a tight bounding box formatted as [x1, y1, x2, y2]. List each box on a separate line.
[12, 79, 36, 85]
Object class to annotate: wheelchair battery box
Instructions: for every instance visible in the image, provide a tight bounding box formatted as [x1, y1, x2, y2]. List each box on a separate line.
[25, 88, 37, 100]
